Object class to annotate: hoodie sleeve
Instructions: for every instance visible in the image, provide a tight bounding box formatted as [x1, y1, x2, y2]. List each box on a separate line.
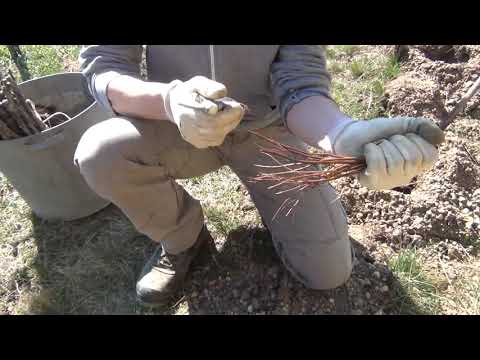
[79, 45, 143, 113]
[270, 45, 332, 123]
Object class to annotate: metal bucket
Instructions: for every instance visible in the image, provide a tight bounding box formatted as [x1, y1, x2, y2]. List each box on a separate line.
[0, 72, 113, 220]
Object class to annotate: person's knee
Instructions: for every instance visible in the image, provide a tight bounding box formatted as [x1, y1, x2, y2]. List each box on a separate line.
[74, 117, 133, 195]
[302, 193, 352, 290]
[279, 238, 353, 291]
[304, 260, 353, 290]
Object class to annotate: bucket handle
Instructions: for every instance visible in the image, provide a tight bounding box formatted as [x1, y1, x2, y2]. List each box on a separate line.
[43, 112, 71, 128]
[25, 112, 71, 151]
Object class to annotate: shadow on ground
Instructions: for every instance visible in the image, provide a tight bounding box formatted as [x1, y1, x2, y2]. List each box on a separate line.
[180, 226, 428, 315]
[24, 206, 425, 315]
[25, 204, 154, 314]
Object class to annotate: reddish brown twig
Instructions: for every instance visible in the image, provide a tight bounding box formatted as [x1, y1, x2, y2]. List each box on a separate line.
[248, 130, 366, 195]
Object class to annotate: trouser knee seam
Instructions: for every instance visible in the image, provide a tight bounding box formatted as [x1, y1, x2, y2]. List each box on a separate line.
[318, 183, 348, 242]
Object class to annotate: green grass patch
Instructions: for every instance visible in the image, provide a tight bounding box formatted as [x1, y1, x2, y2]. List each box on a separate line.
[388, 248, 441, 314]
[20, 46, 63, 78]
[0, 46, 14, 74]
[349, 60, 366, 78]
[204, 206, 242, 238]
[329, 45, 402, 119]
[462, 233, 480, 255]
[371, 79, 385, 97]
[328, 61, 344, 75]
[383, 54, 401, 80]
[0, 45, 81, 81]
[464, 280, 480, 314]
[180, 167, 261, 239]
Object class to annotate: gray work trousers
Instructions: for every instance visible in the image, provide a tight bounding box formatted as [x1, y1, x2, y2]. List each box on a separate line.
[74, 117, 353, 289]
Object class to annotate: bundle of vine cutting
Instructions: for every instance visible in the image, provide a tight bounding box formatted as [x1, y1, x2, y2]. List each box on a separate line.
[0, 70, 58, 140]
[248, 76, 480, 194]
[248, 130, 365, 195]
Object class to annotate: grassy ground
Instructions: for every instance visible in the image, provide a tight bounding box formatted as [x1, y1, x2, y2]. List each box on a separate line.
[0, 45, 81, 81]
[326, 45, 400, 119]
[0, 45, 478, 314]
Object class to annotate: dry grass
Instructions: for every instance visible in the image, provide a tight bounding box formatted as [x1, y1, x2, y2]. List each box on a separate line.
[427, 257, 480, 315]
[327, 45, 400, 119]
[0, 172, 155, 314]
[179, 167, 262, 241]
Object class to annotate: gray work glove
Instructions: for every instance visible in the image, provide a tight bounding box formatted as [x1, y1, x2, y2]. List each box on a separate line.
[322, 117, 445, 190]
[164, 76, 245, 149]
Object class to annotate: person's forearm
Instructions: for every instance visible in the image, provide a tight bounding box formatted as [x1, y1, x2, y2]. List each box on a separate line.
[286, 95, 352, 151]
[107, 75, 172, 120]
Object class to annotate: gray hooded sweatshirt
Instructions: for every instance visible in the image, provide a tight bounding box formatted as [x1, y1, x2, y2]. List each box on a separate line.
[79, 45, 332, 130]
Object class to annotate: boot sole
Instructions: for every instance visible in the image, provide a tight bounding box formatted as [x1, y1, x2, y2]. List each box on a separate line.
[136, 289, 183, 309]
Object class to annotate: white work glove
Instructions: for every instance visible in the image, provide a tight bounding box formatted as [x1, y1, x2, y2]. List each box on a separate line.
[164, 76, 245, 149]
[321, 117, 445, 190]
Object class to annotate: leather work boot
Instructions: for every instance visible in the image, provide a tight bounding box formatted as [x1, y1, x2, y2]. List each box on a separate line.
[136, 225, 216, 307]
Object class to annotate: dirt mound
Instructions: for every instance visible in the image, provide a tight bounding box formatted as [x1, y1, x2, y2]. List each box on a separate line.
[415, 45, 471, 64]
[385, 45, 480, 121]
[332, 149, 479, 254]
[332, 46, 480, 258]
[384, 74, 447, 120]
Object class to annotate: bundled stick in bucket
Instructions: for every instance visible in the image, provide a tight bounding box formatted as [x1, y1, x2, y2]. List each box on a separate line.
[248, 76, 480, 194]
[0, 70, 64, 140]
